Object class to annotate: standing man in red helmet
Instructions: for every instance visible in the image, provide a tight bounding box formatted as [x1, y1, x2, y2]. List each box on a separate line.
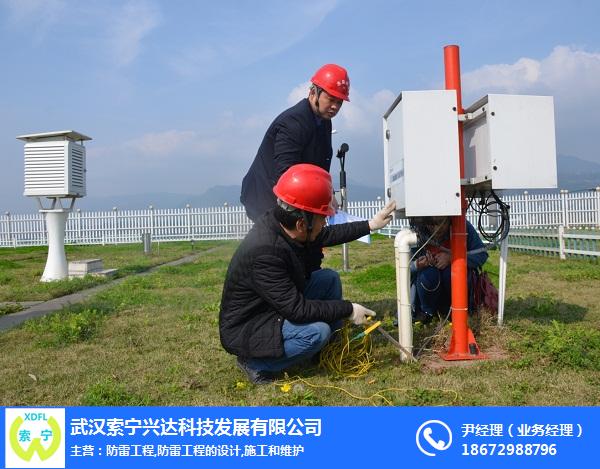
[240, 63, 350, 222]
[240, 64, 351, 277]
[221, 164, 395, 384]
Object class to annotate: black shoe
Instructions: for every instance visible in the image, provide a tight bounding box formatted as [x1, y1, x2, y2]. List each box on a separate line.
[413, 310, 434, 325]
[236, 358, 276, 385]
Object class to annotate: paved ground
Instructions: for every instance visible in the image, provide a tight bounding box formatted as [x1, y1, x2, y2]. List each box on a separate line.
[0, 251, 210, 332]
[0, 301, 43, 309]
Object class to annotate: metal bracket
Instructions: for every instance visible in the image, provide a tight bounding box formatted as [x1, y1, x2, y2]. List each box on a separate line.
[36, 196, 77, 212]
[458, 106, 486, 123]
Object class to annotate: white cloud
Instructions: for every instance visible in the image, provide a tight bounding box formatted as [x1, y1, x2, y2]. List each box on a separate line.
[461, 46, 600, 162]
[108, 0, 161, 67]
[287, 81, 311, 105]
[87, 117, 265, 193]
[539, 46, 600, 100]
[240, 114, 271, 131]
[287, 82, 396, 135]
[462, 46, 600, 101]
[123, 130, 218, 159]
[462, 58, 540, 95]
[338, 88, 396, 135]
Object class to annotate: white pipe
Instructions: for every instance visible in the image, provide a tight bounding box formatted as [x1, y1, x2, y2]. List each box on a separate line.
[394, 228, 418, 361]
[497, 237, 509, 326]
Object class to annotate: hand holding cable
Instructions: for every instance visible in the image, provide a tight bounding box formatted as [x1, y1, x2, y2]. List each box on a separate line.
[368, 200, 396, 231]
[433, 251, 451, 269]
[349, 303, 376, 325]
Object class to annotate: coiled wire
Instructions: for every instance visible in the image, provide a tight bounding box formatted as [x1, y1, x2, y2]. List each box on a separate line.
[318, 321, 375, 378]
[468, 189, 511, 244]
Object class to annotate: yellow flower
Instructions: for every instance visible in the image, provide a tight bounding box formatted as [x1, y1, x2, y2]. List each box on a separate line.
[280, 383, 292, 393]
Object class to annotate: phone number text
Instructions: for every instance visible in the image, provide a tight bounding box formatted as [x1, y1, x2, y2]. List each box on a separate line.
[462, 443, 557, 457]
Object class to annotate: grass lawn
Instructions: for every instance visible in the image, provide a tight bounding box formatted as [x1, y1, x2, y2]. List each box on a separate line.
[0, 241, 217, 303]
[0, 237, 599, 406]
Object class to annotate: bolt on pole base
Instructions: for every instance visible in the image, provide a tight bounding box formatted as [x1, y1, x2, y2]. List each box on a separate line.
[442, 326, 488, 361]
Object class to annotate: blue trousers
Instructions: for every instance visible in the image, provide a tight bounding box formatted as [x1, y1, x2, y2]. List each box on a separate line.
[245, 268, 343, 373]
[415, 266, 474, 316]
[415, 266, 451, 316]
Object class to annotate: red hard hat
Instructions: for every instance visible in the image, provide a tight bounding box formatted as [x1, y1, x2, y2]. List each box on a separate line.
[311, 64, 350, 101]
[273, 164, 334, 216]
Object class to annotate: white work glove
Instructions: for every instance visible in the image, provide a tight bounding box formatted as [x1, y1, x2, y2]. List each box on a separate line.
[349, 303, 376, 325]
[368, 200, 396, 231]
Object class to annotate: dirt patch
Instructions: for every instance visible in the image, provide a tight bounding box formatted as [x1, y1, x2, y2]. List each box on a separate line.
[421, 345, 509, 373]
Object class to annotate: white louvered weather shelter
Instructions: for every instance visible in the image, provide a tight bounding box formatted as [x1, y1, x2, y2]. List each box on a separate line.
[19, 130, 90, 198]
[17, 130, 92, 281]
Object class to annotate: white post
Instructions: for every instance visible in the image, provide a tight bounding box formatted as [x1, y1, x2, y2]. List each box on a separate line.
[223, 203, 229, 239]
[558, 225, 566, 260]
[76, 208, 82, 240]
[40, 209, 70, 281]
[41, 213, 47, 246]
[5, 212, 14, 248]
[523, 191, 530, 228]
[112, 207, 118, 244]
[595, 187, 600, 229]
[497, 237, 509, 326]
[394, 229, 418, 362]
[561, 190, 569, 228]
[149, 205, 154, 239]
[186, 204, 192, 241]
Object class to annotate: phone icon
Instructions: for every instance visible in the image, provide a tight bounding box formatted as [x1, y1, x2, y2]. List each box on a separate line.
[416, 420, 452, 456]
[423, 427, 447, 451]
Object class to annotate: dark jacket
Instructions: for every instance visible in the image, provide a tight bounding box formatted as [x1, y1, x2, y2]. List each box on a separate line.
[240, 99, 333, 221]
[219, 210, 370, 359]
[409, 221, 489, 314]
[409, 221, 488, 274]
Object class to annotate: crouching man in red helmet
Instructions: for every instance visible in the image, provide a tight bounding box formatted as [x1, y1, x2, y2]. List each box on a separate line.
[220, 164, 396, 384]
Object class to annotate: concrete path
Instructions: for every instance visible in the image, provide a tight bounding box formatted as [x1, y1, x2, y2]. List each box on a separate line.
[0, 250, 211, 332]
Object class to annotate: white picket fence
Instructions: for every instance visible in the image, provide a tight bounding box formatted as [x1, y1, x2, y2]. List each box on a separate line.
[1, 189, 600, 258]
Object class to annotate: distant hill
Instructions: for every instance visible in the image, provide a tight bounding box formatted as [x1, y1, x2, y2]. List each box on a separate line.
[182, 185, 243, 207]
[182, 180, 384, 208]
[557, 155, 600, 191]
[54, 156, 600, 211]
[341, 179, 385, 201]
[3, 155, 598, 213]
[75, 193, 194, 211]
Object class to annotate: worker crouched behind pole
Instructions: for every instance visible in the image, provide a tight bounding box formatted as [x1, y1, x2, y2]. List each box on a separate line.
[409, 217, 489, 324]
[219, 164, 396, 384]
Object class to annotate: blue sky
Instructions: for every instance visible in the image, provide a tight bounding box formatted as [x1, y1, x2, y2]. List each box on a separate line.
[1, 0, 599, 212]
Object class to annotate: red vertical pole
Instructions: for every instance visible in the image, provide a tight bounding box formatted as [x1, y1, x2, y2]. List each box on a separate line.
[442, 45, 486, 361]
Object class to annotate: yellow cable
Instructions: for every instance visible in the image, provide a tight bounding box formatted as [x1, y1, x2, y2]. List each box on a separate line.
[361, 320, 382, 337]
[271, 321, 459, 405]
[318, 321, 375, 378]
[275, 376, 459, 406]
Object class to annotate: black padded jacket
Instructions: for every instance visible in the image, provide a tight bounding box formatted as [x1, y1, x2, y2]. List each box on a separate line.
[219, 210, 370, 359]
[240, 99, 333, 221]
